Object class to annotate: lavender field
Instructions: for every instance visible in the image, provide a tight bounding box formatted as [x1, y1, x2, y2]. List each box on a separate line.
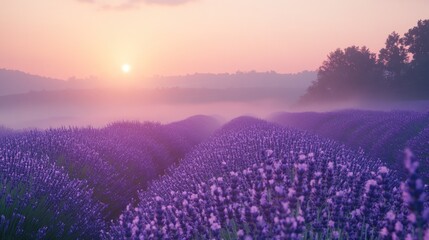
[0, 110, 427, 239]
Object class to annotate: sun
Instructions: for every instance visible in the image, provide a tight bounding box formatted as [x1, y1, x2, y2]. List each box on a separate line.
[121, 64, 131, 73]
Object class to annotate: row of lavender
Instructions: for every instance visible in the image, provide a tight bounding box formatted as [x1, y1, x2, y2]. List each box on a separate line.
[0, 116, 219, 239]
[270, 110, 429, 181]
[105, 117, 429, 239]
[0, 126, 13, 138]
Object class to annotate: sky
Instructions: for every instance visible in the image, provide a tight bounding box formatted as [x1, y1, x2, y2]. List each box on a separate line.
[1, 0, 428, 81]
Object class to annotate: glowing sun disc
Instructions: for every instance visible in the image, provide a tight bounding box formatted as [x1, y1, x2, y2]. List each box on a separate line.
[122, 64, 131, 73]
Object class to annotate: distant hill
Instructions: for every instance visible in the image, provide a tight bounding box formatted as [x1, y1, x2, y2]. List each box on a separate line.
[0, 69, 100, 96]
[0, 69, 316, 96]
[147, 70, 316, 89]
[0, 69, 69, 95]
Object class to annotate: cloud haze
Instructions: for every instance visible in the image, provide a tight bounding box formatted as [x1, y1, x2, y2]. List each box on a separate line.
[77, 0, 195, 9]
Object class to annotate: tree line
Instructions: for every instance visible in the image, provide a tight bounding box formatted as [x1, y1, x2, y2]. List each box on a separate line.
[301, 19, 429, 103]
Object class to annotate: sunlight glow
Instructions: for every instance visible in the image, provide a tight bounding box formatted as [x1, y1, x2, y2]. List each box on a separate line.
[122, 64, 131, 73]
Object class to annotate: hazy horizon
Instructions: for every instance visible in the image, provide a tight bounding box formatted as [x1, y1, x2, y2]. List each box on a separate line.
[0, 67, 315, 81]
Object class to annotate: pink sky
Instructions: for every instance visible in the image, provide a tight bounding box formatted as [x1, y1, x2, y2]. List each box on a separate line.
[1, 0, 428, 81]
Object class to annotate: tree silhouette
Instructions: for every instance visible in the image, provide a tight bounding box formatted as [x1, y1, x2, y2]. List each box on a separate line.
[403, 19, 429, 98]
[301, 19, 429, 103]
[378, 32, 408, 96]
[302, 46, 381, 102]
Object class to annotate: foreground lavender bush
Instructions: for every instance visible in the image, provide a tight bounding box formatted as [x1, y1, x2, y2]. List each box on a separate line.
[406, 126, 429, 181]
[0, 116, 219, 221]
[271, 110, 429, 181]
[105, 118, 428, 239]
[0, 146, 105, 239]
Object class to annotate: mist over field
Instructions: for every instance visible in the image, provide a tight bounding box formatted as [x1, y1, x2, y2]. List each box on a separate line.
[2, 69, 429, 129]
[0, 96, 289, 129]
[0, 70, 317, 128]
[3, 95, 429, 129]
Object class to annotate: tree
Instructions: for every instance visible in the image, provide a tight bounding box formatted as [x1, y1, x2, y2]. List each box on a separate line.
[300, 20, 429, 104]
[301, 46, 381, 102]
[403, 19, 429, 98]
[378, 32, 408, 92]
[404, 20, 429, 60]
